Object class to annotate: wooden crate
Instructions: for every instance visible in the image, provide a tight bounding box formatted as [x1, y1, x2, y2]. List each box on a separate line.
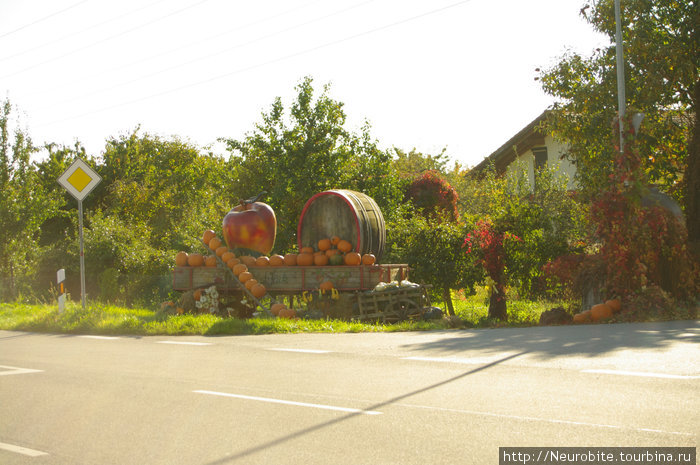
[172, 264, 408, 292]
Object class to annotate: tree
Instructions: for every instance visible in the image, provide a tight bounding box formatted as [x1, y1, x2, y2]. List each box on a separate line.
[537, 0, 699, 253]
[387, 210, 479, 316]
[0, 99, 62, 299]
[222, 77, 402, 252]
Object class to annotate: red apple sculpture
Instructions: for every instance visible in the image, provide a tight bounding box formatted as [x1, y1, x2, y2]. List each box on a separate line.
[222, 192, 276, 255]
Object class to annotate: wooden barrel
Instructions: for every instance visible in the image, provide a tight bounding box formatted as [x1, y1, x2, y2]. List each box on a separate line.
[297, 190, 386, 260]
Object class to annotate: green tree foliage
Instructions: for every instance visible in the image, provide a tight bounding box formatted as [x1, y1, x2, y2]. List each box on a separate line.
[0, 99, 62, 300]
[537, 0, 699, 248]
[222, 77, 402, 252]
[464, 165, 588, 318]
[386, 208, 479, 316]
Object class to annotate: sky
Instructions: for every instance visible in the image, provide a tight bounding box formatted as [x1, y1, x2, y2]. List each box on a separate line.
[0, 0, 609, 168]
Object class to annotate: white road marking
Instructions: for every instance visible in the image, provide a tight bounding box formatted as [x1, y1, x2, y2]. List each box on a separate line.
[156, 341, 212, 346]
[0, 365, 43, 376]
[268, 348, 330, 354]
[0, 441, 48, 457]
[402, 356, 514, 365]
[78, 335, 121, 340]
[398, 404, 694, 437]
[582, 369, 700, 380]
[194, 390, 382, 415]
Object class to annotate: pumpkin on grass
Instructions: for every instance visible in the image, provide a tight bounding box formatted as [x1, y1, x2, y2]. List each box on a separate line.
[270, 303, 286, 316]
[278, 307, 297, 319]
[573, 310, 591, 323]
[590, 303, 613, 321]
[605, 299, 622, 313]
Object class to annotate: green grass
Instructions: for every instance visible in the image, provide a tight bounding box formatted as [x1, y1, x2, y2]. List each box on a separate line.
[1, 287, 695, 336]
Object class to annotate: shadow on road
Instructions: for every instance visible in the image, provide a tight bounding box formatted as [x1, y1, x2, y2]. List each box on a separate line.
[203, 351, 527, 465]
[398, 320, 700, 360]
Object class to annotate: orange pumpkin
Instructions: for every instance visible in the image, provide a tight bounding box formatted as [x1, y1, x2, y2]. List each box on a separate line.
[215, 246, 229, 257]
[337, 239, 353, 253]
[270, 303, 286, 316]
[278, 307, 297, 319]
[251, 283, 266, 299]
[221, 251, 236, 263]
[297, 253, 314, 266]
[202, 229, 216, 245]
[325, 248, 339, 257]
[245, 278, 258, 290]
[238, 271, 253, 283]
[300, 246, 315, 254]
[187, 253, 204, 267]
[361, 253, 376, 265]
[317, 238, 332, 251]
[269, 254, 285, 266]
[240, 255, 257, 267]
[590, 303, 613, 321]
[283, 253, 298, 266]
[232, 263, 248, 276]
[208, 236, 222, 251]
[605, 299, 622, 313]
[330, 236, 341, 246]
[319, 280, 334, 291]
[314, 254, 329, 266]
[226, 257, 240, 269]
[344, 252, 361, 266]
[193, 289, 202, 301]
[175, 251, 189, 267]
[573, 310, 591, 323]
[205, 255, 218, 267]
[255, 256, 270, 267]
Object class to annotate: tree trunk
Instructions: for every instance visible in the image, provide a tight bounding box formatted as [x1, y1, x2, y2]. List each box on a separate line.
[686, 79, 700, 260]
[488, 282, 507, 321]
[442, 287, 455, 316]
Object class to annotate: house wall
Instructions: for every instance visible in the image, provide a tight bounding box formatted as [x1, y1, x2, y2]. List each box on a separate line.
[505, 135, 578, 190]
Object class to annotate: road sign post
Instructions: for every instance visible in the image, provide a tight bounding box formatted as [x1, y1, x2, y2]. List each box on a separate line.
[57, 268, 66, 313]
[57, 158, 101, 311]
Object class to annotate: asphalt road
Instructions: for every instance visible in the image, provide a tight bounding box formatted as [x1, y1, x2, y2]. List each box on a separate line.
[1, 321, 698, 465]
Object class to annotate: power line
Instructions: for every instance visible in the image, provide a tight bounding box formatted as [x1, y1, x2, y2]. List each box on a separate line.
[17, 0, 325, 100]
[0, 0, 171, 63]
[41, 0, 375, 109]
[0, 0, 213, 79]
[37, 0, 476, 128]
[0, 0, 91, 40]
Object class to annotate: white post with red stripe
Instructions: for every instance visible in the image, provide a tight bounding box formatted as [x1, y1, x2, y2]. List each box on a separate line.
[57, 268, 66, 313]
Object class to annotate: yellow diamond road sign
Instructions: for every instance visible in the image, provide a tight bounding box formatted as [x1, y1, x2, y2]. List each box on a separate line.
[58, 158, 101, 201]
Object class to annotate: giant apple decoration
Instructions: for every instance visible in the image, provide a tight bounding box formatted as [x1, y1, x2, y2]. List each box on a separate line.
[222, 192, 277, 255]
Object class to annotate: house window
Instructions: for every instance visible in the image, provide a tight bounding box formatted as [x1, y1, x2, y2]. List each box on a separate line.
[533, 147, 548, 170]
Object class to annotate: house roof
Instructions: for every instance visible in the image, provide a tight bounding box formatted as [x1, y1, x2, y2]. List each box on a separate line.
[470, 111, 549, 176]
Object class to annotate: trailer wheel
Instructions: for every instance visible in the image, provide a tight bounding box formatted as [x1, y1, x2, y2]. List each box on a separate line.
[386, 298, 421, 323]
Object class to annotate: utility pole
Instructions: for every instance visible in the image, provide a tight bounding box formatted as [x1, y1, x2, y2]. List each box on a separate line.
[615, 0, 626, 153]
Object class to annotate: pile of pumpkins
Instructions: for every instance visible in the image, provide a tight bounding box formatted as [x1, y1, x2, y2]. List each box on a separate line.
[173, 230, 378, 318]
[572, 298, 622, 323]
[174, 230, 377, 271]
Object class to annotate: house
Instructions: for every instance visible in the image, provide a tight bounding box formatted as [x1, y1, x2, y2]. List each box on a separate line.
[470, 111, 577, 190]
